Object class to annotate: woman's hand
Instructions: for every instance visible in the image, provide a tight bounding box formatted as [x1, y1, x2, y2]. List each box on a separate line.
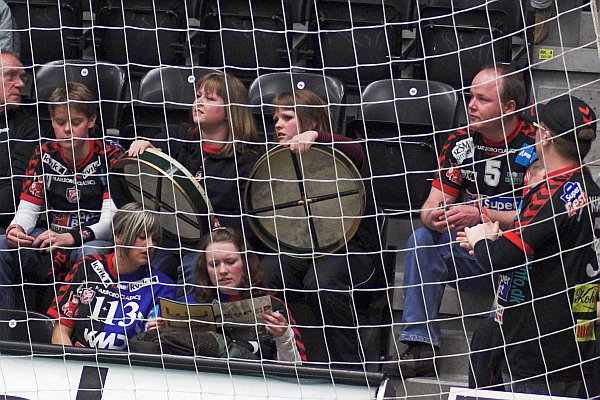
[263, 310, 288, 338]
[145, 317, 166, 331]
[32, 230, 75, 251]
[5, 224, 34, 248]
[282, 130, 319, 154]
[128, 140, 156, 157]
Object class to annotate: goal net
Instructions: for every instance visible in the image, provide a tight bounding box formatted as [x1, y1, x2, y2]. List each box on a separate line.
[0, 0, 599, 399]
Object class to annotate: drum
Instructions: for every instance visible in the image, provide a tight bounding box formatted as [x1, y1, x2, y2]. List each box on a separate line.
[109, 149, 213, 247]
[244, 145, 365, 257]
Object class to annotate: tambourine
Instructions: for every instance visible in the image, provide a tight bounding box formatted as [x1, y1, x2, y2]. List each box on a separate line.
[109, 149, 214, 247]
[244, 145, 365, 257]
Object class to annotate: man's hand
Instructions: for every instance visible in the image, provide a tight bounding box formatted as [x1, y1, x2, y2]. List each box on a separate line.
[31, 230, 75, 251]
[427, 204, 481, 233]
[444, 204, 482, 232]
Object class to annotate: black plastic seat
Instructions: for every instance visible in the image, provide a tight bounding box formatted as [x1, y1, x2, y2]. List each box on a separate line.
[348, 79, 458, 211]
[6, 0, 83, 66]
[248, 72, 345, 142]
[124, 66, 217, 141]
[196, 0, 293, 83]
[0, 309, 53, 344]
[304, 0, 415, 92]
[92, 0, 192, 75]
[34, 60, 127, 138]
[415, 0, 527, 90]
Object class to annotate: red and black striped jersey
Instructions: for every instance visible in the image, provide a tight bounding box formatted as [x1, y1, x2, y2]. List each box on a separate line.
[434, 120, 537, 211]
[20, 139, 123, 232]
[474, 166, 600, 381]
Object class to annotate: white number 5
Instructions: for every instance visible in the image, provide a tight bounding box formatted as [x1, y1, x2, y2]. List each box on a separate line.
[484, 160, 501, 187]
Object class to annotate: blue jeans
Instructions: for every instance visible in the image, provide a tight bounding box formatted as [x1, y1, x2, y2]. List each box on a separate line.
[0, 228, 110, 310]
[400, 227, 495, 347]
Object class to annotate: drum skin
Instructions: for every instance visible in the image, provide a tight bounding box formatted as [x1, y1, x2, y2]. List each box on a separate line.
[245, 145, 365, 257]
[110, 149, 214, 247]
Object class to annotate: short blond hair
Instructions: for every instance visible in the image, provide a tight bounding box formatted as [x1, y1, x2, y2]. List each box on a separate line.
[112, 202, 161, 247]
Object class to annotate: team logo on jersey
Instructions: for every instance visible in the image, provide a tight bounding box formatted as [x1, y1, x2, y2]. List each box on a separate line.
[66, 186, 80, 203]
[28, 176, 44, 198]
[445, 164, 461, 185]
[78, 288, 96, 305]
[560, 181, 587, 217]
[61, 292, 80, 318]
[494, 305, 504, 325]
[451, 137, 474, 164]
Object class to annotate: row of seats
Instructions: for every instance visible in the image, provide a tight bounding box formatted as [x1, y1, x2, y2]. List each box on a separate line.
[6, 0, 531, 91]
[24, 60, 459, 215]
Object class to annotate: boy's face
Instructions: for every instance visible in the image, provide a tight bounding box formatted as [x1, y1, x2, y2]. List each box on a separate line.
[52, 106, 96, 153]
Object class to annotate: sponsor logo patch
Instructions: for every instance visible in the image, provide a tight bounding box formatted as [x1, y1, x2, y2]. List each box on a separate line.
[496, 273, 511, 302]
[91, 260, 113, 288]
[575, 320, 596, 342]
[451, 137, 474, 165]
[560, 181, 587, 217]
[572, 284, 598, 313]
[515, 144, 537, 167]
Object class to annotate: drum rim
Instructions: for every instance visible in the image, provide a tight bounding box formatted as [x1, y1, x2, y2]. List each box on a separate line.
[110, 148, 214, 243]
[244, 144, 365, 258]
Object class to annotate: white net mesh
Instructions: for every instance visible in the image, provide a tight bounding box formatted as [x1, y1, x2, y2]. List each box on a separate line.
[0, 0, 598, 399]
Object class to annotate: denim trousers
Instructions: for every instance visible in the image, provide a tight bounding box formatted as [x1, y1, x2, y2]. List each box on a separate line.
[399, 226, 495, 347]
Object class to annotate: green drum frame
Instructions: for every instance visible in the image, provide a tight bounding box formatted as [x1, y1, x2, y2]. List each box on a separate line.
[110, 148, 214, 247]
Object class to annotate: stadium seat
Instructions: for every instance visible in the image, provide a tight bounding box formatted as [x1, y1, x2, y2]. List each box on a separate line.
[414, 0, 527, 90]
[6, 0, 83, 66]
[92, 0, 192, 74]
[195, 0, 293, 83]
[303, 0, 415, 92]
[0, 309, 53, 344]
[34, 60, 127, 138]
[248, 72, 345, 141]
[348, 79, 458, 211]
[123, 66, 217, 141]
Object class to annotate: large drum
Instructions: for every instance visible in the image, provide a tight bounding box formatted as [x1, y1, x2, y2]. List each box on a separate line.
[244, 145, 365, 257]
[109, 149, 213, 247]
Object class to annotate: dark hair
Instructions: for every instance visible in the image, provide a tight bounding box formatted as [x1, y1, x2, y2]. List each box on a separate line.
[482, 64, 526, 112]
[551, 128, 595, 161]
[193, 227, 265, 303]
